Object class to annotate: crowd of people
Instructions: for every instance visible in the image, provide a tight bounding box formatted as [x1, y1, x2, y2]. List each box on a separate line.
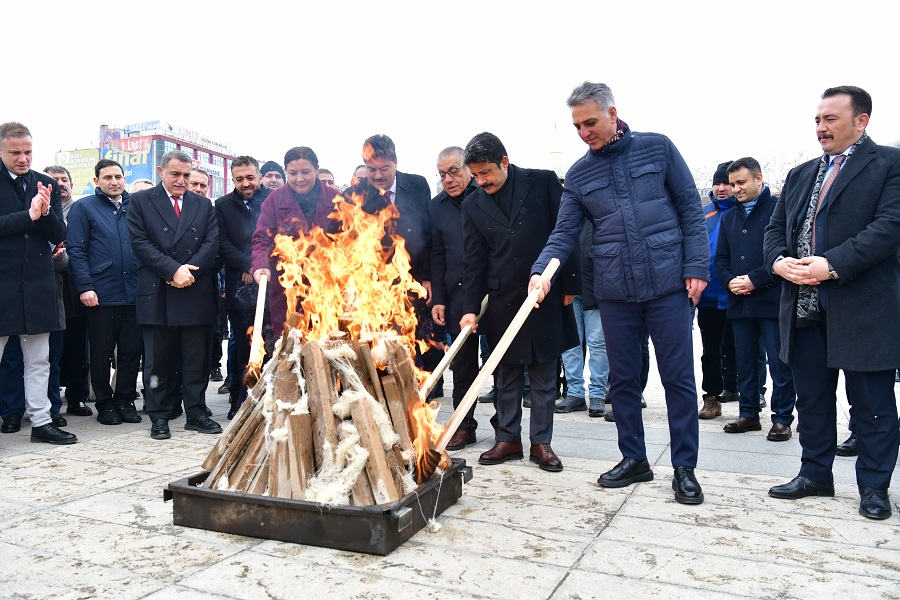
[1, 82, 897, 520]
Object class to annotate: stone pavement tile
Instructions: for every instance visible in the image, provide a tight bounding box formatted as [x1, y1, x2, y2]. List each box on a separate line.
[55, 488, 267, 549]
[90, 433, 212, 460]
[56, 442, 202, 474]
[594, 514, 900, 583]
[615, 489, 900, 551]
[578, 536, 898, 598]
[180, 548, 482, 600]
[554, 568, 737, 600]
[0, 471, 100, 507]
[0, 511, 248, 582]
[0, 541, 165, 599]
[446, 493, 615, 538]
[0, 452, 157, 490]
[140, 585, 237, 599]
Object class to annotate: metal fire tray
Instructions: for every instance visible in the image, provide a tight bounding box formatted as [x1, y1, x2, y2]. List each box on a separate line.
[164, 458, 472, 556]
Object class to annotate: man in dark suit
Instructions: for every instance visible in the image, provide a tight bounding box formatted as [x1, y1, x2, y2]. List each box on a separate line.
[430, 146, 480, 449]
[0, 122, 76, 444]
[347, 135, 442, 394]
[764, 86, 900, 520]
[215, 156, 270, 419]
[460, 132, 580, 472]
[715, 157, 795, 441]
[127, 150, 222, 440]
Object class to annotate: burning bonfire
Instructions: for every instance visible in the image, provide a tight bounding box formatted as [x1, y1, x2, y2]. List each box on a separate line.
[200, 192, 449, 506]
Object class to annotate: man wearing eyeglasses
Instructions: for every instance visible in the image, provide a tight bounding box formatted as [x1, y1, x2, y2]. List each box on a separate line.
[430, 147, 480, 449]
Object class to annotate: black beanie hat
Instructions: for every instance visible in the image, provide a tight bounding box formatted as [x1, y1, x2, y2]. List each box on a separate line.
[712, 161, 732, 185]
[260, 161, 285, 179]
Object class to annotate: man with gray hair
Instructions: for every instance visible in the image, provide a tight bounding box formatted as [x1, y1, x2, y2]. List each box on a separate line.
[430, 146, 480, 449]
[127, 150, 221, 440]
[531, 82, 708, 503]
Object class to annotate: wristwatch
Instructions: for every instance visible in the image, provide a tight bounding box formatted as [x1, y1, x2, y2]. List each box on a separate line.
[827, 262, 839, 280]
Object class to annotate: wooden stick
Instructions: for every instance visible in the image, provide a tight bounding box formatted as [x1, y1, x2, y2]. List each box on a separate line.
[419, 295, 488, 401]
[433, 259, 559, 453]
[243, 273, 269, 388]
[350, 395, 401, 504]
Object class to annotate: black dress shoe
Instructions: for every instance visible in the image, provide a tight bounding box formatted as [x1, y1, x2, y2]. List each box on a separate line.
[597, 457, 654, 488]
[427, 387, 444, 401]
[522, 391, 531, 408]
[217, 382, 230, 395]
[478, 441, 524, 465]
[477, 389, 495, 404]
[1, 414, 22, 433]
[529, 444, 563, 472]
[50, 413, 67, 427]
[31, 424, 77, 445]
[836, 433, 858, 457]
[719, 389, 739, 403]
[446, 429, 477, 451]
[759, 394, 767, 409]
[66, 402, 93, 416]
[97, 406, 123, 425]
[672, 466, 704, 504]
[768, 475, 835, 499]
[150, 418, 171, 440]
[210, 366, 224, 382]
[859, 487, 892, 520]
[185, 414, 223, 434]
[723, 417, 762, 434]
[227, 408, 238, 420]
[115, 402, 142, 424]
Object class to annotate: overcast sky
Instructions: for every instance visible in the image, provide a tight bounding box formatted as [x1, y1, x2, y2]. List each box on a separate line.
[8, 0, 899, 193]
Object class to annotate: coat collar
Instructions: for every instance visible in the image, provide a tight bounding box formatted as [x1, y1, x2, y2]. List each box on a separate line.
[473, 164, 532, 225]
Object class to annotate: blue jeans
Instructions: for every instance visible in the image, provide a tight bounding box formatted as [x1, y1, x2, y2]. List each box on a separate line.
[561, 297, 610, 399]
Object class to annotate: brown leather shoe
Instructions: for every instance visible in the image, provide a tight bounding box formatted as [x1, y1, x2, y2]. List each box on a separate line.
[446, 429, 477, 451]
[698, 395, 721, 419]
[478, 441, 523, 465]
[723, 417, 762, 433]
[66, 402, 93, 416]
[529, 444, 563, 472]
[767, 422, 792, 441]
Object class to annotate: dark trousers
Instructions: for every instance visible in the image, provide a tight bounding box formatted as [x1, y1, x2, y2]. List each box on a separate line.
[494, 359, 556, 444]
[227, 309, 254, 409]
[731, 317, 796, 424]
[142, 325, 211, 422]
[696, 307, 737, 396]
[211, 298, 227, 368]
[599, 291, 699, 468]
[59, 316, 90, 405]
[86, 306, 142, 409]
[790, 323, 899, 489]
[449, 330, 479, 433]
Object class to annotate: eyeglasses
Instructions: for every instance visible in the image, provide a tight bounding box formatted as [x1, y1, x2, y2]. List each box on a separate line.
[438, 165, 463, 180]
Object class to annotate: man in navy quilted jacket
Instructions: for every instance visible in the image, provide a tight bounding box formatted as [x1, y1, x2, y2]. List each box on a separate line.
[531, 82, 709, 505]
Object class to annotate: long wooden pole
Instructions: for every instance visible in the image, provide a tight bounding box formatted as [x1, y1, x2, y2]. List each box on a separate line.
[418, 295, 488, 402]
[248, 274, 268, 361]
[433, 259, 559, 452]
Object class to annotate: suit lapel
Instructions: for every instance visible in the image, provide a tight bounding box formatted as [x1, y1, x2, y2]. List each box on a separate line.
[507, 167, 532, 224]
[151, 185, 179, 232]
[820, 145, 874, 213]
[174, 191, 200, 242]
[474, 187, 509, 225]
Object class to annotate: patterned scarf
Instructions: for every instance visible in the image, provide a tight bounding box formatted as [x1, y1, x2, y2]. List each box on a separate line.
[603, 119, 628, 148]
[795, 132, 867, 324]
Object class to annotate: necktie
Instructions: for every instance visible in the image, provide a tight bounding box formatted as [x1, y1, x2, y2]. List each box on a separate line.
[812, 155, 845, 247]
[384, 190, 393, 204]
[172, 196, 181, 219]
[15, 176, 26, 201]
[815, 155, 845, 215]
[245, 201, 251, 212]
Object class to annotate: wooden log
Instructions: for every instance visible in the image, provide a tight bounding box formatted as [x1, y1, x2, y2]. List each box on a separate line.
[350, 395, 400, 504]
[380, 374, 413, 452]
[350, 468, 376, 506]
[248, 461, 269, 496]
[358, 341, 390, 415]
[267, 411, 292, 498]
[301, 342, 341, 472]
[434, 258, 559, 453]
[205, 398, 266, 487]
[286, 413, 314, 499]
[230, 423, 267, 491]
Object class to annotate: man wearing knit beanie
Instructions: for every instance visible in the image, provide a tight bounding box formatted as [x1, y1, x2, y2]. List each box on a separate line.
[259, 161, 285, 191]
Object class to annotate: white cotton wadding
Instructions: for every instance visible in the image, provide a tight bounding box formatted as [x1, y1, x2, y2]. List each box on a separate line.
[398, 468, 418, 494]
[215, 475, 230, 491]
[304, 422, 369, 506]
[269, 426, 288, 443]
[370, 337, 389, 366]
[425, 519, 442, 533]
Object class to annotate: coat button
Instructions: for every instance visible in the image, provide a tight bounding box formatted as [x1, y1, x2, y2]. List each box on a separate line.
[740, 256, 745, 260]
[742, 229, 747, 234]
[164, 228, 169, 232]
[188, 250, 193, 254]
[24, 234, 28, 239]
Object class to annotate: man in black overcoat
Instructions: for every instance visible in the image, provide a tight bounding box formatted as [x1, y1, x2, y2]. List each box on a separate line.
[0, 122, 76, 444]
[127, 150, 221, 440]
[460, 132, 579, 472]
[764, 86, 900, 520]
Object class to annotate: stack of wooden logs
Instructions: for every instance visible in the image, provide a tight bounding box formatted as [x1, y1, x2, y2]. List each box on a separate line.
[199, 314, 449, 506]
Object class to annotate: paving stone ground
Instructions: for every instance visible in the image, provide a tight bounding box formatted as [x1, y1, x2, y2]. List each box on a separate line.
[1, 334, 898, 599]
